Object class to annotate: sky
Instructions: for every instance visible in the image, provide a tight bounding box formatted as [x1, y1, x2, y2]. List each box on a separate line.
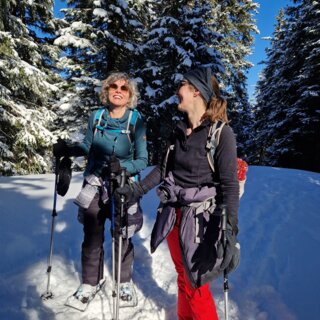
[0, 166, 320, 320]
[53, 0, 292, 101]
[247, 0, 292, 100]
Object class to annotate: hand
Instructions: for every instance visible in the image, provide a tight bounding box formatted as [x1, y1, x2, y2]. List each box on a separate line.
[53, 138, 69, 158]
[218, 225, 240, 274]
[115, 182, 144, 204]
[57, 156, 72, 197]
[107, 155, 122, 177]
[156, 184, 177, 204]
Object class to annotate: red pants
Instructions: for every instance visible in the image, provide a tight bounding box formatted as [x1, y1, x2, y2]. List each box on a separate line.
[166, 209, 218, 320]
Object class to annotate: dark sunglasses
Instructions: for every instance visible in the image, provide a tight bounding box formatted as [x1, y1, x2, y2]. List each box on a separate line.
[108, 83, 129, 92]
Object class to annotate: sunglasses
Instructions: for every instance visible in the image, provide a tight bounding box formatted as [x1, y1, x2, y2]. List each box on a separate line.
[108, 83, 129, 92]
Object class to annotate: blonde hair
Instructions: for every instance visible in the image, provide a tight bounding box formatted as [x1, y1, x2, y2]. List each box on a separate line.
[201, 75, 229, 123]
[99, 72, 139, 109]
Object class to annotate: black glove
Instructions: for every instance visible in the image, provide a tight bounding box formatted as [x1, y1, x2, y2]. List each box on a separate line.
[53, 138, 69, 158]
[218, 224, 240, 274]
[57, 157, 72, 196]
[115, 182, 144, 204]
[107, 154, 122, 177]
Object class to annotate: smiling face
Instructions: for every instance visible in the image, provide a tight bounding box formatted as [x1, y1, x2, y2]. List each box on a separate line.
[176, 80, 197, 113]
[107, 79, 131, 109]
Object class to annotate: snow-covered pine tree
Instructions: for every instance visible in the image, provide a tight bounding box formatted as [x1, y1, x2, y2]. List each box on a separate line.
[137, 0, 224, 163]
[249, 9, 288, 165]
[211, 0, 259, 158]
[53, 0, 147, 141]
[252, 1, 320, 172]
[0, 0, 62, 175]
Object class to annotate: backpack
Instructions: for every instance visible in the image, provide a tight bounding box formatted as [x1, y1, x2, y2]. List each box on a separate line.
[206, 121, 248, 198]
[93, 108, 140, 144]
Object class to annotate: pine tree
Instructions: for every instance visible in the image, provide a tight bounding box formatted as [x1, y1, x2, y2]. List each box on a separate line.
[0, 0, 62, 175]
[137, 0, 224, 163]
[211, 0, 259, 158]
[253, 1, 320, 172]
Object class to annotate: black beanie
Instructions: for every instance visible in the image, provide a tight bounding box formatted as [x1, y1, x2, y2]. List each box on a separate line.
[57, 157, 72, 197]
[183, 67, 215, 103]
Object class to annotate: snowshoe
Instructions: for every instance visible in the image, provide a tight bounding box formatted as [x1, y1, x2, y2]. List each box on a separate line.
[119, 281, 138, 308]
[65, 279, 105, 312]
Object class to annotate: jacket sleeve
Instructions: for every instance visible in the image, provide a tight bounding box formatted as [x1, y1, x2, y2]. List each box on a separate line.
[121, 115, 148, 175]
[138, 132, 175, 193]
[215, 125, 240, 234]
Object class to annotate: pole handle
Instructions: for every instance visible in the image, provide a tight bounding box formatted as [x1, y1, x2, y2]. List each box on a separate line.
[221, 204, 227, 246]
[120, 168, 126, 188]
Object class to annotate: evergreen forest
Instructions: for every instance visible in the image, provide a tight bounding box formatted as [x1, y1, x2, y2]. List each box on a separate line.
[0, 0, 319, 175]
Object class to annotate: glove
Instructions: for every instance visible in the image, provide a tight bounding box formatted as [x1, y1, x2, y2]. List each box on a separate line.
[106, 154, 122, 177]
[57, 156, 72, 197]
[156, 184, 177, 204]
[218, 224, 240, 274]
[115, 182, 144, 204]
[53, 138, 69, 158]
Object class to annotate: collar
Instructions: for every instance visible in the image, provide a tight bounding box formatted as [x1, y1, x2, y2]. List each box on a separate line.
[176, 118, 211, 133]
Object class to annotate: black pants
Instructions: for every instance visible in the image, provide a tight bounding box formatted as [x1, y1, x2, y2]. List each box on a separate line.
[81, 194, 134, 286]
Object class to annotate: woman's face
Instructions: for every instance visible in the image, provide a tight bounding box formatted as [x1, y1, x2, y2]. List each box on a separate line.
[107, 79, 131, 108]
[176, 80, 196, 112]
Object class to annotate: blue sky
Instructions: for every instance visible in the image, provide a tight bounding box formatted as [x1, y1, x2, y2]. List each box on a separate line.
[247, 0, 291, 100]
[53, 0, 292, 100]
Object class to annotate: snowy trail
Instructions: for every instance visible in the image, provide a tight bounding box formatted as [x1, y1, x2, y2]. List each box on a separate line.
[1, 167, 320, 319]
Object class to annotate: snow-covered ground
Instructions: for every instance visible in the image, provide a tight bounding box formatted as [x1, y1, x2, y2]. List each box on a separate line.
[0, 166, 319, 320]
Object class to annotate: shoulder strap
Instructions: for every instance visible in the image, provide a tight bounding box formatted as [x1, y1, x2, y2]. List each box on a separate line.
[126, 109, 140, 144]
[93, 109, 139, 143]
[206, 121, 226, 173]
[93, 108, 105, 136]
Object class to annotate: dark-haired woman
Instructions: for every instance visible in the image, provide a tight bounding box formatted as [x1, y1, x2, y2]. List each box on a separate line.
[117, 67, 240, 319]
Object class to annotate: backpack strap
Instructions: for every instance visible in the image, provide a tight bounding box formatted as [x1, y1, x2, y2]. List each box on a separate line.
[93, 108, 140, 143]
[126, 109, 139, 144]
[206, 121, 226, 173]
[93, 108, 105, 136]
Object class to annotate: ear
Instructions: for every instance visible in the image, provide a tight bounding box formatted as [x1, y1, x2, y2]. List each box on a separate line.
[193, 89, 200, 97]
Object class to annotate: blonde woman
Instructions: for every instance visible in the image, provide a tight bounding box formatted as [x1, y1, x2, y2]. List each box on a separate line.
[53, 72, 148, 309]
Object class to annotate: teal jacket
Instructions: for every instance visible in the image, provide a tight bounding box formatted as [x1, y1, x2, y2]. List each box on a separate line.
[71, 107, 148, 177]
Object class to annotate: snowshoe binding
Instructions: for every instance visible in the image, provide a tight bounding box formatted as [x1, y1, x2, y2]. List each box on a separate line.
[65, 279, 105, 311]
[119, 281, 138, 308]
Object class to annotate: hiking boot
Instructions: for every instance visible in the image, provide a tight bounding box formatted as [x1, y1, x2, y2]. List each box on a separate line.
[119, 281, 138, 308]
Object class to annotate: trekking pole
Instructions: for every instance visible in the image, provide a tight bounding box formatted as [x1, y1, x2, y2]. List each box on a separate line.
[221, 205, 229, 320]
[115, 168, 127, 320]
[109, 139, 119, 319]
[110, 173, 117, 319]
[41, 157, 60, 300]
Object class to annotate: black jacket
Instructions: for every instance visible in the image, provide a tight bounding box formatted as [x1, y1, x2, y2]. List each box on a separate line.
[141, 119, 239, 232]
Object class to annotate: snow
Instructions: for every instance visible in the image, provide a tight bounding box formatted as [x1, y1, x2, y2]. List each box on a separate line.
[93, 8, 108, 18]
[0, 166, 320, 319]
[54, 35, 95, 50]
